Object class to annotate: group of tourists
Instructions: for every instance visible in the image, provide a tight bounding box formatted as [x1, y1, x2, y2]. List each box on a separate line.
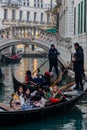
[10, 85, 66, 110]
[24, 69, 55, 86]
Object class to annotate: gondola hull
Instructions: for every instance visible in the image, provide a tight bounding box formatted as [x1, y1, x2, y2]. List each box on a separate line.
[0, 95, 82, 126]
[2, 55, 22, 64]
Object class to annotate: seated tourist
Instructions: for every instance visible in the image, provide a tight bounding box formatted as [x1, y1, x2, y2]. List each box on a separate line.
[33, 73, 43, 84]
[25, 70, 37, 86]
[42, 71, 51, 85]
[32, 84, 47, 107]
[50, 85, 66, 103]
[43, 87, 53, 101]
[22, 88, 33, 110]
[10, 86, 24, 110]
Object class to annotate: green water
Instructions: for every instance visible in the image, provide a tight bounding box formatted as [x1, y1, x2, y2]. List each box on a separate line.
[0, 58, 87, 130]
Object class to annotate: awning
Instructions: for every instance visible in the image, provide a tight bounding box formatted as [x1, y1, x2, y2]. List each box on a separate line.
[46, 28, 57, 33]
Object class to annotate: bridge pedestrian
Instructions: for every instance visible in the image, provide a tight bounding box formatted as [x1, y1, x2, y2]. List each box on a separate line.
[48, 44, 60, 78]
[72, 43, 84, 91]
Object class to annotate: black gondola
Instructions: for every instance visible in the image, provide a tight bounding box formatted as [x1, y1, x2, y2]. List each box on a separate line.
[1, 55, 22, 64]
[0, 81, 87, 126]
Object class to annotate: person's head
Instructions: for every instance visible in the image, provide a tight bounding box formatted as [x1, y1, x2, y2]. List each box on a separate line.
[25, 88, 30, 95]
[52, 85, 58, 93]
[37, 73, 40, 78]
[37, 84, 43, 92]
[26, 70, 31, 77]
[17, 86, 23, 96]
[51, 44, 55, 49]
[44, 71, 50, 77]
[74, 43, 79, 50]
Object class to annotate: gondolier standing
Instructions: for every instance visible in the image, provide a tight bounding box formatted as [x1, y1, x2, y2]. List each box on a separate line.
[48, 44, 60, 78]
[72, 43, 84, 91]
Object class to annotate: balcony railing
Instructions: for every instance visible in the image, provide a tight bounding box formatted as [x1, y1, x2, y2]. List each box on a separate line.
[1, 1, 21, 8]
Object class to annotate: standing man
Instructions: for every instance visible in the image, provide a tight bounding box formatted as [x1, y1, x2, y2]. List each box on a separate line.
[48, 44, 60, 77]
[72, 43, 84, 91]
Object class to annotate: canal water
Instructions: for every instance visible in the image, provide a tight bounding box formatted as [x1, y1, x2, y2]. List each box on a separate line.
[0, 58, 87, 130]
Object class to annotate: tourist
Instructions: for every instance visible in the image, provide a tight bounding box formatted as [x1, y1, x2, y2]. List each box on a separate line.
[50, 85, 66, 103]
[25, 70, 37, 86]
[32, 84, 47, 107]
[10, 86, 24, 110]
[33, 73, 43, 84]
[48, 44, 60, 78]
[72, 43, 84, 91]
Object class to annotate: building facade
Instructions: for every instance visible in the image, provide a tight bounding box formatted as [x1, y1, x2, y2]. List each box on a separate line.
[0, 0, 56, 27]
[59, 0, 87, 69]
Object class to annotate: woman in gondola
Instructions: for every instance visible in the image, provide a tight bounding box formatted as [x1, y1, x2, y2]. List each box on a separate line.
[50, 85, 66, 103]
[10, 86, 24, 110]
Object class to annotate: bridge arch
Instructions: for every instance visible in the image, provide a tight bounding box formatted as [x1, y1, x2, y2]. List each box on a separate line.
[0, 38, 71, 68]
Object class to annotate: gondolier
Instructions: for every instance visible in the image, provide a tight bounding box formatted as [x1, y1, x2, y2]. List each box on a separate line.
[72, 43, 84, 91]
[48, 44, 60, 77]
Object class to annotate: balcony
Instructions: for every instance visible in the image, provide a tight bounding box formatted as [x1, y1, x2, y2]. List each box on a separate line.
[1, 0, 21, 8]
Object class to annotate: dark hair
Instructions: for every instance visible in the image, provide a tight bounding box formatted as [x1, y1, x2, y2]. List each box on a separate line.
[51, 44, 55, 47]
[26, 70, 31, 76]
[74, 43, 79, 47]
[16, 86, 23, 96]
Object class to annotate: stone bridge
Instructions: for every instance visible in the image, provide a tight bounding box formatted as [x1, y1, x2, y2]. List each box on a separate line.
[0, 37, 71, 68]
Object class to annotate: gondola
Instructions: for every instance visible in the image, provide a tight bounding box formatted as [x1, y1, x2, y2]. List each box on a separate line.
[2, 54, 22, 64]
[0, 81, 87, 126]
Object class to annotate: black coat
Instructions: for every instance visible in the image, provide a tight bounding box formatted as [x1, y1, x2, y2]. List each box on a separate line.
[73, 46, 84, 72]
[48, 48, 60, 63]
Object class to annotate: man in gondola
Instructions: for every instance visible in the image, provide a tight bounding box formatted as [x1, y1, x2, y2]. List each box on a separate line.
[72, 43, 84, 91]
[48, 44, 60, 78]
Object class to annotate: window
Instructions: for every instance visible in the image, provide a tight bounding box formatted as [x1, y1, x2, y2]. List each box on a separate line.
[74, 7, 76, 35]
[78, 3, 81, 34]
[41, 0, 43, 8]
[19, 11, 23, 21]
[47, 14, 50, 24]
[81, 1, 83, 33]
[41, 13, 43, 23]
[12, 10, 16, 20]
[84, 0, 86, 32]
[4, 9, 8, 20]
[23, 0, 29, 6]
[27, 11, 30, 21]
[34, 12, 37, 22]
[34, 0, 36, 7]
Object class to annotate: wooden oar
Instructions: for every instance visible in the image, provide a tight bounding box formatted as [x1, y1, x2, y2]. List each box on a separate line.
[0, 103, 13, 111]
[60, 81, 75, 91]
[32, 59, 48, 75]
[50, 69, 67, 88]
